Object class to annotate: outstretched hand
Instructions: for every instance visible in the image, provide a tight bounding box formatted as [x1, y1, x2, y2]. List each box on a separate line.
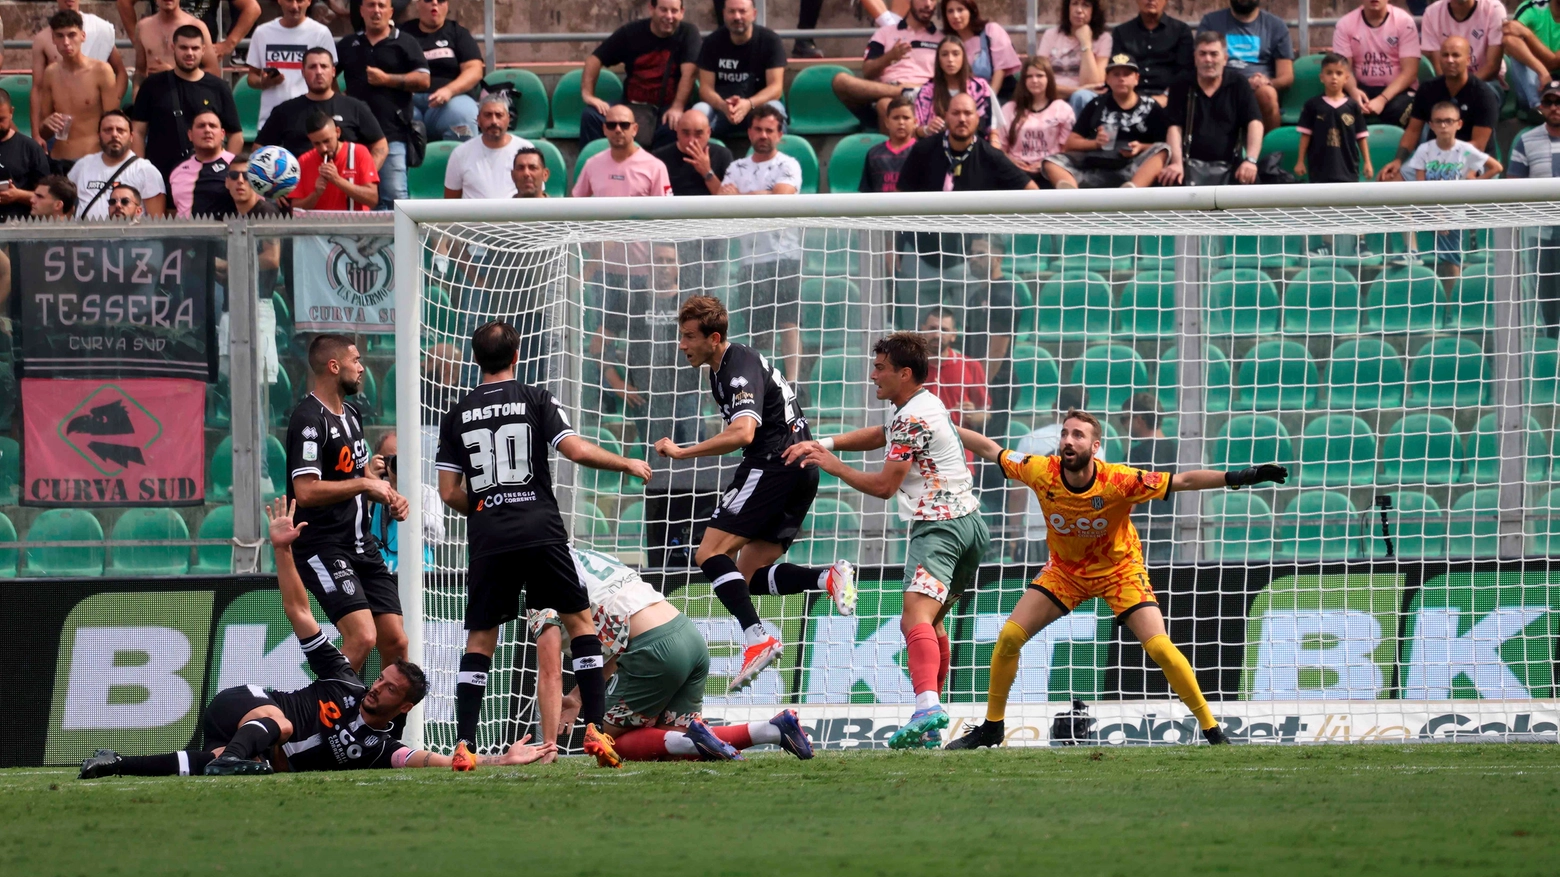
[1226, 464, 1288, 488]
[625, 458, 654, 481]
[265, 497, 308, 548]
[500, 735, 557, 765]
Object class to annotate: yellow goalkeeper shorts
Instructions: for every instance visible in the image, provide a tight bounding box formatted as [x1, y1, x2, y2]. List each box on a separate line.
[1032, 564, 1157, 618]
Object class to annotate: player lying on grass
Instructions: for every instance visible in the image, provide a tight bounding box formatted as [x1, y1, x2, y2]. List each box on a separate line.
[79, 499, 554, 779]
[531, 547, 815, 768]
[945, 411, 1287, 749]
[783, 333, 990, 750]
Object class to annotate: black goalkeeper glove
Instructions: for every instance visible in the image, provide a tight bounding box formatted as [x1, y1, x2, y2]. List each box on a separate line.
[1225, 464, 1288, 488]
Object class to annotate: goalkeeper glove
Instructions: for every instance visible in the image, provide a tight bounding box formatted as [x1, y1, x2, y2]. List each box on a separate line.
[1225, 464, 1288, 488]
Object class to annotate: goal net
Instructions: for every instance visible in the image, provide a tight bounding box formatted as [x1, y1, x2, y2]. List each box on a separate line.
[394, 182, 1560, 753]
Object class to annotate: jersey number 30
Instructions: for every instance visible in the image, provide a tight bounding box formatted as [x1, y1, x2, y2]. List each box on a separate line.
[462, 424, 533, 490]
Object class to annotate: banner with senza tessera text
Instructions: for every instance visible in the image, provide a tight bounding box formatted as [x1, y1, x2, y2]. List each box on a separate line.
[21, 378, 205, 506]
[15, 238, 214, 380]
[292, 234, 395, 333]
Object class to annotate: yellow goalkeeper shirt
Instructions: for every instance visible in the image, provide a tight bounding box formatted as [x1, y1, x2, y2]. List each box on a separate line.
[998, 450, 1171, 578]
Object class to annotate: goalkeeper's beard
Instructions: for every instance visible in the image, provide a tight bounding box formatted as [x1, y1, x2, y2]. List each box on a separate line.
[1060, 447, 1092, 473]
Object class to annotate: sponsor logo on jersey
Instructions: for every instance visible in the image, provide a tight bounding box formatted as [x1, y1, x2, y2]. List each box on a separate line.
[302, 426, 318, 440]
[729, 376, 749, 388]
[318, 699, 343, 728]
[1092, 496, 1105, 510]
[302, 440, 318, 461]
[330, 427, 340, 438]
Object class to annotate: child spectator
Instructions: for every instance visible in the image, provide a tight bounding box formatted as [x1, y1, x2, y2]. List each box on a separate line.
[1039, 0, 1111, 114]
[996, 57, 1075, 185]
[861, 96, 918, 192]
[1043, 53, 1170, 189]
[912, 37, 999, 139]
[1402, 101, 1502, 291]
[941, 0, 1020, 98]
[1295, 54, 1372, 182]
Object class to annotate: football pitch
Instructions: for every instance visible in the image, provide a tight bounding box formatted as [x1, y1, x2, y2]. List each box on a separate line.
[2, 745, 1554, 876]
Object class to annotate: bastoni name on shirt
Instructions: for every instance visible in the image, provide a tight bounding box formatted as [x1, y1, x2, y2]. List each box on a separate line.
[461, 401, 530, 423]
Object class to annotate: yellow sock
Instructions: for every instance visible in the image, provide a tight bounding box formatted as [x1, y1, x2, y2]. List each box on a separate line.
[985, 621, 1029, 723]
[1143, 634, 1217, 731]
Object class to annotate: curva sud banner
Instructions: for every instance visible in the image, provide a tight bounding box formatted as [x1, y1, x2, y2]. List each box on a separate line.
[20, 378, 205, 506]
[291, 234, 395, 333]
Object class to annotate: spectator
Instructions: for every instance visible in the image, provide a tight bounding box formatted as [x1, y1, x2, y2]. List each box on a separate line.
[1379, 36, 1498, 181]
[132, 24, 243, 184]
[831, 0, 941, 132]
[366, 433, 442, 571]
[1505, 4, 1560, 113]
[1508, 81, 1560, 335]
[714, 0, 825, 59]
[511, 146, 550, 198]
[583, 0, 701, 150]
[32, 0, 129, 137]
[693, 0, 787, 142]
[1294, 53, 1373, 184]
[1159, 32, 1263, 186]
[941, 0, 1020, 98]
[337, 0, 430, 209]
[0, 90, 50, 220]
[292, 109, 380, 211]
[119, 0, 260, 68]
[996, 57, 1075, 185]
[1400, 102, 1501, 290]
[136, 0, 220, 81]
[1422, 0, 1505, 104]
[246, 0, 337, 131]
[1122, 392, 1176, 563]
[35, 11, 120, 172]
[443, 94, 530, 198]
[652, 108, 733, 196]
[576, 104, 674, 312]
[921, 306, 989, 432]
[169, 110, 236, 216]
[411, 0, 484, 142]
[1333, 0, 1420, 125]
[860, 96, 918, 192]
[107, 183, 144, 220]
[1112, 0, 1194, 104]
[1197, 0, 1294, 133]
[1044, 53, 1171, 189]
[720, 104, 804, 381]
[31, 175, 77, 218]
[950, 235, 1016, 378]
[912, 37, 999, 139]
[1039, 0, 1111, 114]
[69, 110, 168, 218]
[256, 48, 388, 169]
[226, 152, 286, 219]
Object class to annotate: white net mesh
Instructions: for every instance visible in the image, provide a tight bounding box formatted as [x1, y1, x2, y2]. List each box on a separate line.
[407, 198, 1560, 752]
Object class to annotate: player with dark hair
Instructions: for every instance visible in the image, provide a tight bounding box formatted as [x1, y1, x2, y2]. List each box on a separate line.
[79, 499, 555, 778]
[286, 333, 408, 677]
[945, 410, 1288, 749]
[436, 320, 654, 769]
[784, 332, 988, 748]
[654, 295, 858, 692]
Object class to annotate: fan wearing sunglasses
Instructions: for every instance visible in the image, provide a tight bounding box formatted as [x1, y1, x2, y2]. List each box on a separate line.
[106, 184, 142, 219]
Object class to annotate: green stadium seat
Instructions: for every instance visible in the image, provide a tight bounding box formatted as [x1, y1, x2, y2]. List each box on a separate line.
[208, 435, 234, 502]
[26, 509, 104, 577]
[1283, 265, 1361, 334]
[233, 77, 261, 142]
[206, 379, 232, 429]
[810, 352, 869, 423]
[578, 426, 624, 496]
[758, 134, 820, 193]
[1235, 340, 1318, 411]
[1099, 420, 1127, 463]
[532, 138, 568, 198]
[1380, 413, 1462, 485]
[269, 368, 294, 428]
[1279, 54, 1325, 125]
[1532, 348, 1560, 405]
[1211, 414, 1294, 470]
[1373, 491, 1446, 559]
[801, 228, 862, 279]
[407, 140, 458, 199]
[787, 64, 861, 135]
[793, 497, 860, 568]
[1212, 235, 1303, 271]
[1297, 414, 1376, 488]
[0, 435, 18, 504]
[1364, 263, 1442, 332]
[1364, 125, 1404, 180]
[799, 277, 861, 354]
[573, 498, 613, 549]
[547, 68, 622, 139]
[1327, 338, 1405, 410]
[0, 511, 16, 577]
[1448, 489, 1500, 558]
[1275, 491, 1359, 561]
[483, 69, 550, 139]
[1450, 268, 1494, 330]
[1157, 344, 1232, 413]
[1202, 492, 1273, 561]
[1526, 488, 1560, 556]
[193, 505, 234, 574]
[825, 132, 887, 192]
[569, 137, 611, 190]
[1054, 235, 1169, 275]
[616, 500, 645, 552]
[1070, 344, 1150, 413]
[1407, 337, 1488, 408]
[382, 363, 398, 423]
[1260, 125, 1303, 177]
[1466, 413, 1549, 484]
[1005, 233, 1051, 277]
[1115, 270, 1176, 339]
[1206, 268, 1280, 335]
[1034, 271, 1113, 341]
[108, 508, 191, 576]
[1010, 278, 1036, 338]
[0, 74, 32, 137]
[1009, 348, 1062, 419]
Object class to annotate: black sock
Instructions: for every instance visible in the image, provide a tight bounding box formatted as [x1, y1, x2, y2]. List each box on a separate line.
[220, 717, 281, 761]
[570, 636, 606, 728]
[456, 651, 492, 746]
[749, 563, 827, 596]
[116, 751, 215, 776]
[701, 555, 762, 631]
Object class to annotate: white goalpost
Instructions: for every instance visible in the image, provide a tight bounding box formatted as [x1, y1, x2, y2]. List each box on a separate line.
[395, 180, 1560, 755]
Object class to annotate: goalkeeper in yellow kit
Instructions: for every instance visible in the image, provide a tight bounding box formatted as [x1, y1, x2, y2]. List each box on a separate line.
[947, 409, 1287, 749]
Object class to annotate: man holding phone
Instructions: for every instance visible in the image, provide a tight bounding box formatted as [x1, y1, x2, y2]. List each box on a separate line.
[246, 0, 337, 131]
[291, 108, 379, 210]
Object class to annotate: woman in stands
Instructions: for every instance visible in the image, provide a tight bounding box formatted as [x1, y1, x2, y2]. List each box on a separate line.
[995, 57, 1075, 187]
[911, 37, 1001, 141]
[1037, 0, 1112, 115]
[940, 0, 1020, 99]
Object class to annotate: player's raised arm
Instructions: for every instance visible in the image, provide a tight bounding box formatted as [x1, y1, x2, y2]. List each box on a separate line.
[558, 434, 653, 481]
[654, 415, 757, 460]
[265, 498, 321, 643]
[1171, 465, 1289, 492]
[957, 426, 1003, 463]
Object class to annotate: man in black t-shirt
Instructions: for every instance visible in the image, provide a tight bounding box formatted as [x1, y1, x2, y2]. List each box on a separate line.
[652, 108, 732, 195]
[1378, 36, 1498, 182]
[1045, 54, 1172, 189]
[256, 47, 388, 166]
[583, 0, 701, 149]
[436, 320, 651, 766]
[693, 0, 788, 141]
[410, 0, 483, 142]
[336, 0, 429, 208]
[130, 24, 243, 183]
[0, 89, 49, 219]
[1111, 0, 1194, 101]
[1160, 33, 1263, 186]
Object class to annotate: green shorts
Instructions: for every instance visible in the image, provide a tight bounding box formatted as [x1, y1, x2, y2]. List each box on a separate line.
[902, 514, 990, 604]
[603, 613, 710, 730]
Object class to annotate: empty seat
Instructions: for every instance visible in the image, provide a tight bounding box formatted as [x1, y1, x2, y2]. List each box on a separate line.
[1235, 340, 1319, 410]
[1206, 268, 1280, 335]
[1279, 55, 1325, 125]
[482, 69, 549, 139]
[1529, 347, 1560, 405]
[0, 511, 16, 577]
[798, 276, 861, 354]
[1327, 338, 1405, 410]
[1298, 414, 1376, 488]
[1054, 235, 1144, 275]
[1116, 270, 1177, 339]
[569, 137, 611, 190]
[810, 353, 869, 423]
[546, 67, 621, 139]
[1274, 491, 1359, 561]
[208, 436, 234, 502]
[1283, 265, 1362, 334]
[1212, 235, 1302, 271]
[1008, 348, 1062, 419]
[1380, 412, 1462, 485]
[1364, 263, 1442, 332]
[26, 509, 104, 577]
[824, 132, 887, 193]
[233, 76, 261, 142]
[1210, 414, 1294, 470]
[406, 140, 458, 199]
[1526, 488, 1560, 557]
[1070, 344, 1150, 413]
[193, 505, 235, 574]
[1466, 413, 1549, 484]
[1448, 488, 1500, 558]
[792, 497, 860, 568]
[269, 368, 294, 428]
[787, 65, 861, 135]
[1450, 269, 1494, 330]
[1407, 337, 1488, 408]
[1202, 492, 1273, 561]
[1373, 491, 1446, 559]
[1364, 124, 1405, 180]
[1259, 126, 1303, 179]
[1034, 271, 1113, 341]
[1157, 344, 1232, 413]
[577, 427, 625, 496]
[109, 508, 191, 576]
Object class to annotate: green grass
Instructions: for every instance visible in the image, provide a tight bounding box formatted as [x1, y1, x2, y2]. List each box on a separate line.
[3, 745, 1556, 876]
